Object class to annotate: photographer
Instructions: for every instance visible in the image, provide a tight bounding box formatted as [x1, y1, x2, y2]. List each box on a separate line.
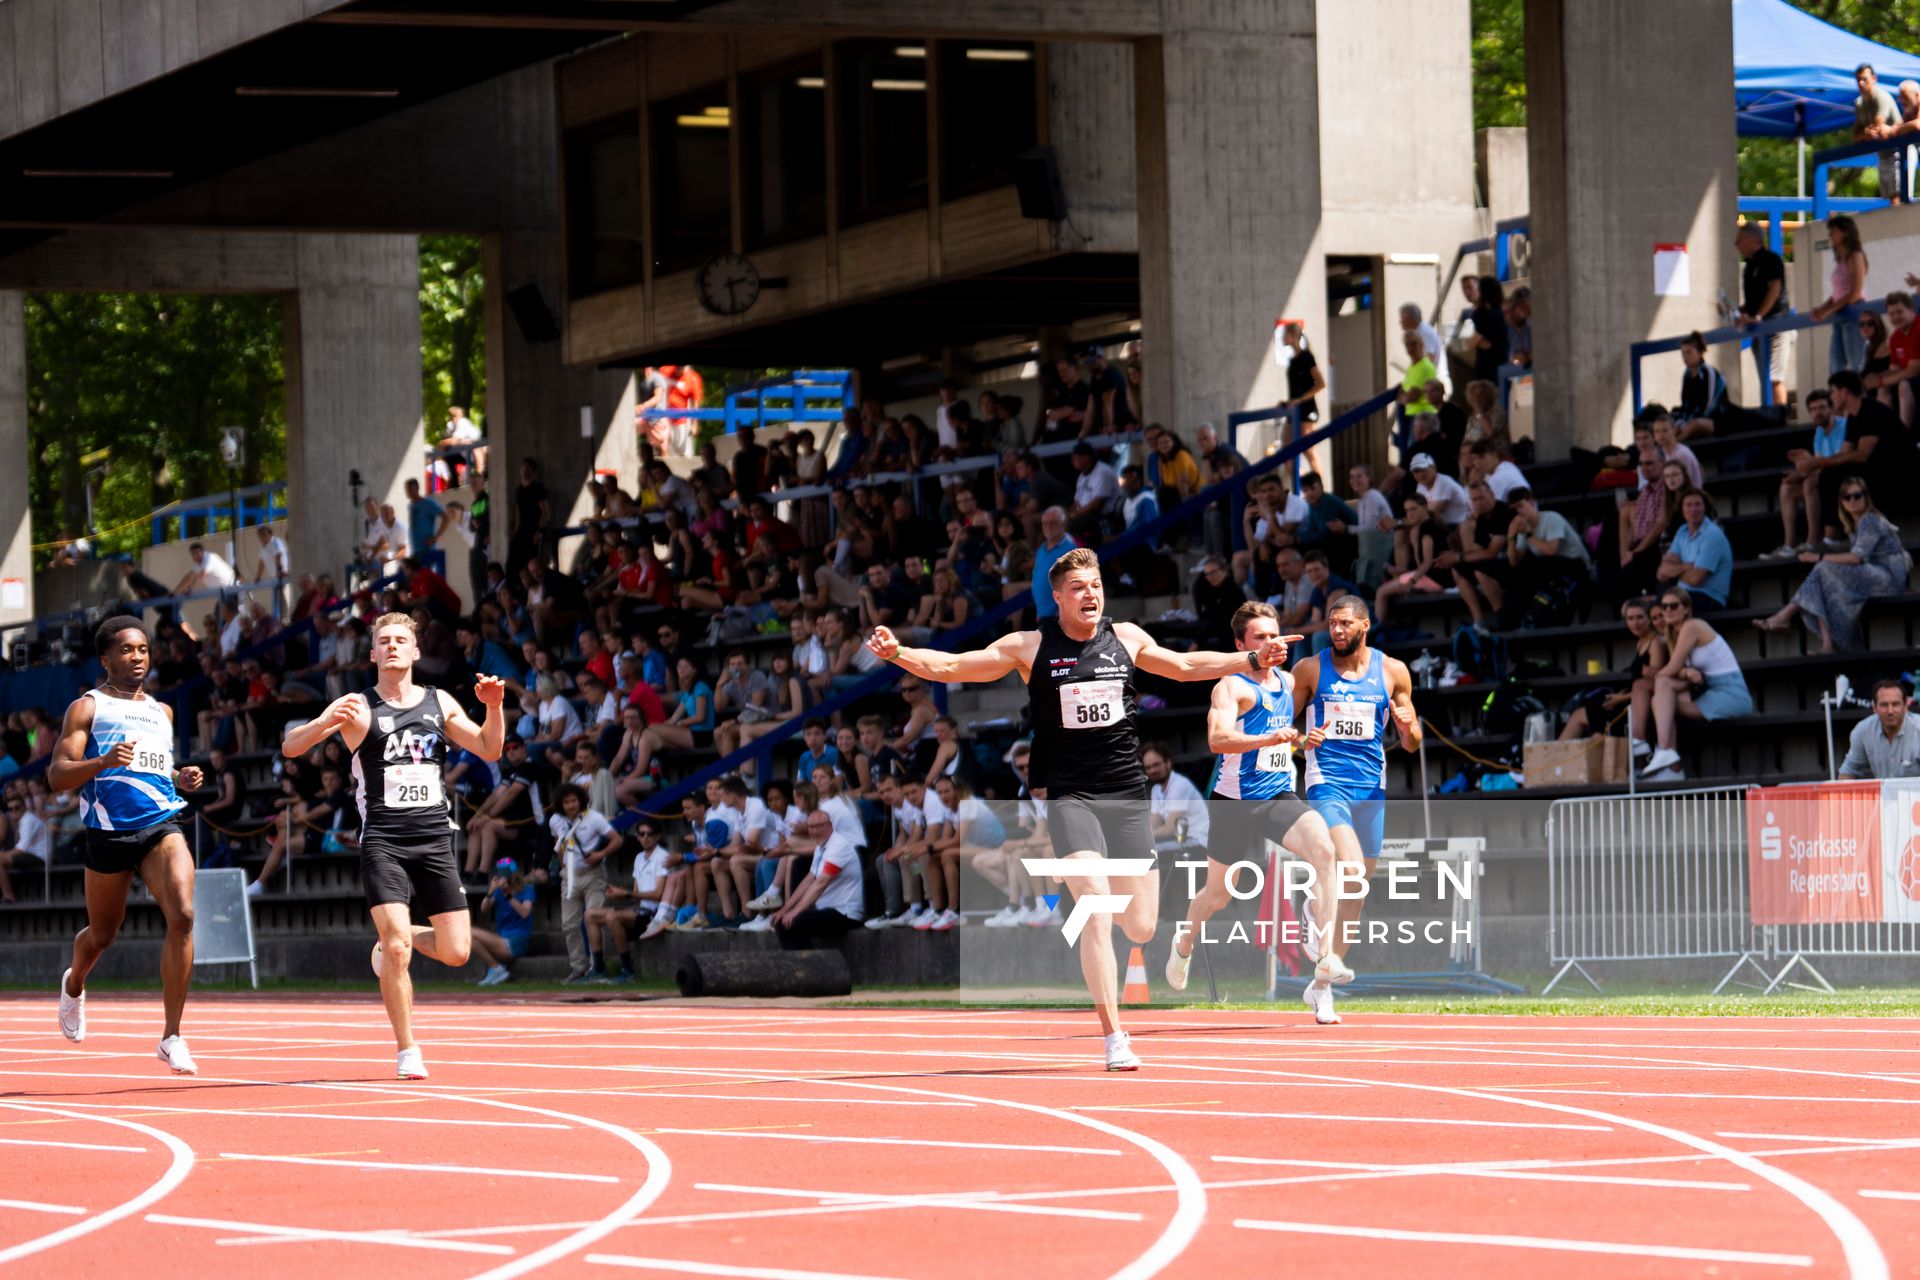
[471, 858, 535, 986]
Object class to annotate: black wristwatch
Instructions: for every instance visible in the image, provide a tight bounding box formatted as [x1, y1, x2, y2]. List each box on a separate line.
[1247, 649, 1261, 672]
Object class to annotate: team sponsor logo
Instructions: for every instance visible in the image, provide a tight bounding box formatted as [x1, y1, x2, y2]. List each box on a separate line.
[382, 729, 441, 764]
[377, 716, 395, 733]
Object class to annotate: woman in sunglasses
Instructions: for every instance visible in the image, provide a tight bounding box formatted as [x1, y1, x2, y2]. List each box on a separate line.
[1756, 478, 1911, 652]
[1642, 587, 1754, 778]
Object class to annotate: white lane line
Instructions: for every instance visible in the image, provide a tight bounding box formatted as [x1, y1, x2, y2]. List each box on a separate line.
[0, 1200, 86, 1216]
[1087, 1108, 1609, 1132]
[1859, 1189, 1920, 1202]
[0, 1135, 147, 1152]
[691, 1181, 1144, 1222]
[1490, 1089, 1920, 1107]
[613, 1094, 973, 1108]
[648, 1128, 1121, 1157]
[146, 1214, 516, 1256]
[587, 1254, 906, 1280]
[47, 1100, 569, 1129]
[1207, 1155, 1748, 1192]
[1232, 1218, 1814, 1267]
[0, 1104, 195, 1266]
[1719, 1132, 1920, 1147]
[215, 1153, 620, 1183]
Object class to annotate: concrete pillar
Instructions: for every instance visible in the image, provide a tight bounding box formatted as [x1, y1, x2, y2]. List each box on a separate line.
[484, 231, 636, 580]
[0, 293, 29, 630]
[1134, 1, 1325, 439]
[283, 235, 426, 580]
[1525, 0, 1737, 452]
[1047, 41, 1138, 253]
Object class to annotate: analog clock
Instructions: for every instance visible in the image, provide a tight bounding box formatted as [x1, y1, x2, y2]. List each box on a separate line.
[696, 252, 761, 316]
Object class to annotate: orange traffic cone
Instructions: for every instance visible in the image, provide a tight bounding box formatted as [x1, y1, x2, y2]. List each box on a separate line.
[1122, 946, 1151, 1004]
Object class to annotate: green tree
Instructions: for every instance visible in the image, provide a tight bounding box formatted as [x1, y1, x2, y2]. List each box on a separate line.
[420, 234, 487, 444]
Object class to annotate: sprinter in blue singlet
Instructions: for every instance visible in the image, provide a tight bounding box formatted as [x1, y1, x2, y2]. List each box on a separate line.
[50, 617, 205, 1073]
[1166, 602, 1338, 1001]
[1290, 594, 1420, 1024]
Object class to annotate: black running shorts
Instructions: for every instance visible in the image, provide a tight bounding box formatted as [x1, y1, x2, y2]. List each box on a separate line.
[1045, 790, 1156, 860]
[1208, 792, 1315, 864]
[361, 835, 469, 918]
[83, 820, 184, 876]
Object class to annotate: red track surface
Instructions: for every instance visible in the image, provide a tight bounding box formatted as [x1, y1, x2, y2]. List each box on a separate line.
[2, 998, 1919, 1278]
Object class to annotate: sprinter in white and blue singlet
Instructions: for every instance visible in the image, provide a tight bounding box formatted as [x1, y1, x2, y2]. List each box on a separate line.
[50, 617, 205, 1073]
[867, 546, 1289, 1071]
[1290, 593, 1420, 1024]
[280, 611, 506, 1080]
[1165, 601, 1340, 1005]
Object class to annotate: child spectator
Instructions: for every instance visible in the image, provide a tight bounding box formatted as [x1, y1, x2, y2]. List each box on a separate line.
[473, 858, 535, 986]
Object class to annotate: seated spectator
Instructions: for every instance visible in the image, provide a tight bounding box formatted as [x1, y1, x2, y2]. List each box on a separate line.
[0, 789, 51, 903]
[1374, 493, 1444, 624]
[904, 567, 974, 643]
[1147, 424, 1204, 511]
[1264, 546, 1313, 634]
[1409, 453, 1470, 526]
[1501, 487, 1590, 629]
[770, 808, 866, 949]
[1869, 291, 1920, 428]
[464, 736, 554, 879]
[1642, 587, 1753, 777]
[1648, 409, 1703, 489]
[1557, 597, 1669, 750]
[1657, 488, 1735, 610]
[1294, 471, 1357, 563]
[1235, 473, 1306, 596]
[1465, 439, 1527, 503]
[1192, 556, 1244, 650]
[1859, 308, 1894, 408]
[1839, 679, 1920, 779]
[1608, 448, 1675, 604]
[867, 772, 930, 930]
[1448, 479, 1513, 632]
[249, 764, 354, 896]
[1299, 551, 1360, 652]
[629, 658, 713, 780]
[1066, 442, 1121, 544]
[1756, 478, 1911, 651]
[1143, 743, 1208, 847]
[471, 858, 535, 986]
[1348, 464, 1396, 589]
[1672, 331, 1729, 441]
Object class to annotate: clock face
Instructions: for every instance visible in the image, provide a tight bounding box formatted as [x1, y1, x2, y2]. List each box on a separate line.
[696, 253, 760, 316]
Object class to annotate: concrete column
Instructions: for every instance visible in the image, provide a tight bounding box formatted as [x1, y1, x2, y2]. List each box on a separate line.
[484, 231, 636, 579]
[1047, 41, 1138, 253]
[1134, 1, 1325, 439]
[0, 293, 29, 630]
[283, 235, 426, 580]
[1525, 0, 1737, 452]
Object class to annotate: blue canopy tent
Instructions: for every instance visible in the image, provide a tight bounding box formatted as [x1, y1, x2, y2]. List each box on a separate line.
[1734, 0, 1920, 138]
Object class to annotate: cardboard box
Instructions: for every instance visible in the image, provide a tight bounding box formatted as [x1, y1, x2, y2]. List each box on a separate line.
[1522, 736, 1631, 788]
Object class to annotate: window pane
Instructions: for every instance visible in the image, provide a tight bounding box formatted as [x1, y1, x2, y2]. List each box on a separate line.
[743, 55, 827, 248]
[838, 40, 928, 226]
[565, 115, 643, 298]
[939, 41, 1037, 198]
[652, 84, 733, 275]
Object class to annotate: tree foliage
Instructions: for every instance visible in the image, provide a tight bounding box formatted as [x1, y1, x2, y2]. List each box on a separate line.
[420, 234, 486, 443]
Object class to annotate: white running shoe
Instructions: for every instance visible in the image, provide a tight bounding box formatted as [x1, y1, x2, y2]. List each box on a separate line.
[156, 1035, 197, 1075]
[739, 916, 776, 933]
[478, 965, 509, 986]
[244, 879, 264, 898]
[1315, 954, 1356, 986]
[1303, 980, 1341, 1025]
[930, 909, 959, 931]
[1165, 945, 1192, 992]
[1642, 747, 1681, 776]
[397, 1047, 428, 1080]
[639, 914, 671, 940]
[898, 904, 929, 929]
[912, 906, 940, 931]
[1104, 1030, 1142, 1072]
[863, 912, 897, 931]
[982, 906, 1021, 928]
[744, 886, 784, 912]
[370, 941, 386, 979]
[58, 968, 84, 1043]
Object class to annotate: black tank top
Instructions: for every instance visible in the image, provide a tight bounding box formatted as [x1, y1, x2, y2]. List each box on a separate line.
[1026, 617, 1145, 797]
[353, 686, 454, 841]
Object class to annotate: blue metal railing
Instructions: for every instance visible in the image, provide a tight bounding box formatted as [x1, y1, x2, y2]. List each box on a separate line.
[1628, 299, 1885, 414]
[639, 370, 855, 437]
[150, 482, 288, 546]
[1811, 134, 1911, 221]
[1737, 196, 1882, 258]
[615, 384, 1400, 830]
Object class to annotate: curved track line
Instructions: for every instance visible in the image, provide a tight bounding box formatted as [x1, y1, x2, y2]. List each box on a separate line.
[1140, 1058, 1890, 1280]
[0, 1102, 195, 1266]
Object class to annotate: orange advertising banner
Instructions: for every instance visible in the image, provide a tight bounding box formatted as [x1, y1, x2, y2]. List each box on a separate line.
[1747, 782, 1883, 925]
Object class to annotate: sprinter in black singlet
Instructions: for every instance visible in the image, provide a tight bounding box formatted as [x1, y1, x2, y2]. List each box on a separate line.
[282, 611, 506, 1079]
[869, 547, 1287, 1070]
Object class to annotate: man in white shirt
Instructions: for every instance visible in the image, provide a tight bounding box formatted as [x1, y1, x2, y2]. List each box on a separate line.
[790, 612, 829, 679]
[1410, 454, 1472, 526]
[361, 501, 401, 568]
[173, 542, 236, 596]
[253, 524, 290, 583]
[934, 381, 966, 451]
[0, 794, 52, 902]
[546, 783, 622, 982]
[1143, 743, 1210, 847]
[771, 810, 867, 947]
[1469, 441, 1528, 503]
[866, 771, 932, 930]
[905, 776, 960, 930]
[1067, 442, 1121, 543]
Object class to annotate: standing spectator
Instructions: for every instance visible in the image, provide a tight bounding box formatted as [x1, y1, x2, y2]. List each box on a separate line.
[1503, 487, 1590, 628]
[548, 782, 621, 982]
[1854, 63, 1904, 201]
[1767, 388, 1846, 556]
[1657, 489, 1735, 610]
[1030, 508, 1078, 619]
[1839, 679, 1920, 779]
[731, 425, 768, 500]
[770, 810, 866, 948]
[1673, 332, 1729, 441]
[1278, 321, 1325, 432]
[1734, 222, 1792, 407]
[1499, 287, 1533, 408]
[1143, 743, 1208, 847]
[1084, 347, 1135, 433]
[1044, 356, 1092, 440]
[1757, 478, 1911, 652]
[403, 478, 446, 563]
[509, 458, 549, 577]
[252, 524, 290, 584]
[1470, 276, 1510, 383]
[1810, 215, 1871, 375]
[1398, 302, 1445, 378]
[1396, 331, 1439, 419]
[1642, 587, 1754, 778]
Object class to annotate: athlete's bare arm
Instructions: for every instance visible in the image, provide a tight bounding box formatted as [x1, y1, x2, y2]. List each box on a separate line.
[1114, 621, 1296, 682]
[868, 626, 1037, 684]
[1205, 677, 1300, 755]
[1385, 656, 1422, 751]
[282, 693, 371, 757]
[1290, 655, 1328, 749]
[47, 698, 127, 794]
[439, 678, 507, 761]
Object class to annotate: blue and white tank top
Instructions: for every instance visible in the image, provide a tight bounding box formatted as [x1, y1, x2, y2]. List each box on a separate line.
[1303, 650, 1391, 794]
[79, 690, 185, 831]
[1209, 671, 1296, 800]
